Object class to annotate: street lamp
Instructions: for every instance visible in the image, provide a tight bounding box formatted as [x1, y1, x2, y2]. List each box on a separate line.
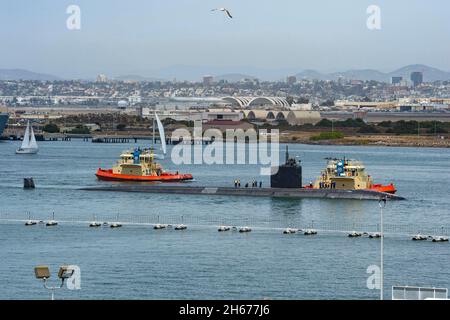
[34, 265, 74, 300]
[378, 197, 387, 300]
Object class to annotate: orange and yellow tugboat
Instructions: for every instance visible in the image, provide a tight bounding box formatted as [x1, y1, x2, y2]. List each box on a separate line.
[306, 158, 396, 194]
[96, 148, 193, 182]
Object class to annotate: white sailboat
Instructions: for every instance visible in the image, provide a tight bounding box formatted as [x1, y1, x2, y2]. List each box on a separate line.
[153, 112, 167, 160]
[16, 121, 39, 154]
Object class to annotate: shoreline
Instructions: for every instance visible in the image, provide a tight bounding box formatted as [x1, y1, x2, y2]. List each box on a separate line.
[284, 139, 450, 149]
[3, 128, 449, 148]
[279, 132, 450, 149]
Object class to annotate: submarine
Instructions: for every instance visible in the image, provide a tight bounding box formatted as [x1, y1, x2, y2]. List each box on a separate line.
[270, 146, 303, 189]
[81, 147, 404, 201]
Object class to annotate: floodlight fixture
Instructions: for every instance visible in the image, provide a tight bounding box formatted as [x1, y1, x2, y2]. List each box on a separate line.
[34, 265, 74, 300]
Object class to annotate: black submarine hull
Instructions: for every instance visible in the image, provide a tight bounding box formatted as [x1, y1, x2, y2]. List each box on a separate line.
[81, 185, 404, 201]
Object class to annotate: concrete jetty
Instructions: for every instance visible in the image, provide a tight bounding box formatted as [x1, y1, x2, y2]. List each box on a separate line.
[80, 185, 405, 201]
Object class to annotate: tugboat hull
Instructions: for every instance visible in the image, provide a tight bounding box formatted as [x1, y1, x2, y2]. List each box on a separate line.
[96, 168, 193, 182]
[368, 183, 397, 194]
[305, 183, 397, 194]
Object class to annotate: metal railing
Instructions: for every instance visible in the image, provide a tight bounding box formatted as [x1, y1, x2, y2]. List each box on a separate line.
[392, 286, 448, 300]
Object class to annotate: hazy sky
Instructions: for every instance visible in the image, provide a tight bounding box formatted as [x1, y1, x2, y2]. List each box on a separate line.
[1, 0, 450, 79]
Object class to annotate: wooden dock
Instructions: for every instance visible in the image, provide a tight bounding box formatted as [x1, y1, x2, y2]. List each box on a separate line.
[81, 185, 405, 201]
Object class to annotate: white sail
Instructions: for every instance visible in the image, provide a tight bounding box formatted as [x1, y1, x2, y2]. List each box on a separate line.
[155, 112, 166, 155]
[21, 121, 30, 149]
[16, 121, 38, 154]
[29, 125, 38, 150]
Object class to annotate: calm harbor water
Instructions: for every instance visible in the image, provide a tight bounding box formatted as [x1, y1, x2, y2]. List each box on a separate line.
[0, 140, 449, 299]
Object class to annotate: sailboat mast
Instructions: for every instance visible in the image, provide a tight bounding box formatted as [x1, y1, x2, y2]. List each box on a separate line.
[152, 116, 155, 147]
[21, 121, 30, 149]
[155, 112, 167, 155]
[29, 125, 38, 149]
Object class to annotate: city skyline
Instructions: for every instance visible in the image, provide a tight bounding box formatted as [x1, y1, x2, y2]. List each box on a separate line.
[1, 0, 450, 79]
[0, 63, 447, 83]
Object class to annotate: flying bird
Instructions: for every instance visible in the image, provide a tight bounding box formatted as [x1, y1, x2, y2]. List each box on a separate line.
[211, 7, 233, 19]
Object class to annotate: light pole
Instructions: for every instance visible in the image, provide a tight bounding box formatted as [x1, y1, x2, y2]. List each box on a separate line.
[378, 197, 387, 300]
[34, 265, 74, 300]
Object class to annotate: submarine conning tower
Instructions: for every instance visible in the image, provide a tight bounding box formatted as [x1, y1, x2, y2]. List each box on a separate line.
[270, 146, 303, 188]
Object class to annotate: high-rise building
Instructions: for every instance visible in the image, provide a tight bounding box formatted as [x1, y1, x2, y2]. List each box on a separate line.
[96, 74, 108, 83]
[391, 76, 403, 85]
[286, 75, 297, 85]
[410, 72, 423, 86]
[203, 75, 214, 86]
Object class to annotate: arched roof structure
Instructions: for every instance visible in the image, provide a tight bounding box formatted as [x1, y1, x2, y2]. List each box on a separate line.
[247, 110, 271, 120]
[275, 111, 290, 120]
[222, 96, 290, 108]
[248, 97, 290, 108]
[286, 111, 322, 126]
[239, 110, 252, 119]
[222, 97, 253, 108]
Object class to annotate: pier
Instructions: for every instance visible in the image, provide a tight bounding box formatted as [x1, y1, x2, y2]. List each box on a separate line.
[80, 185, 405, 201]
[2, 133, 214, 145]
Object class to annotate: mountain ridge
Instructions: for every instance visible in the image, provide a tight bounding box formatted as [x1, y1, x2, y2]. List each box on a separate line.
[2, 64, 450, 82]
[0, 68, 61, 81]
[295, 64, 450, 82]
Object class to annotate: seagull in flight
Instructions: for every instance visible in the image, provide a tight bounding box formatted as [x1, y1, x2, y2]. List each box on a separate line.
[211, 7, 233, 19]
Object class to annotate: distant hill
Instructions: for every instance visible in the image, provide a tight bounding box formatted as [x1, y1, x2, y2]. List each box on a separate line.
[2, 64, 450, 83]
[295, 69, 329, 81]
[0, 69, 61, 81]
[388, 64, 450, 82]
[296, 65, 450, 82]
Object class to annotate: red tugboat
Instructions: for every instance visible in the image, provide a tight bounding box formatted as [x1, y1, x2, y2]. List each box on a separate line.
[306, 158, 397, 194]
[96, 148, 193, 182]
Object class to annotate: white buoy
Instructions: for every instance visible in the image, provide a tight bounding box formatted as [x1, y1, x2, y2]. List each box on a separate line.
[239, 226, 252, 233]
[25, 212, 37, 226]
[46, 212, 58, 226]
[283, 228, 298, 234]
[431, 236, 449, 242]
[412, 234, 427, 241]
[303, 229, 317, 235]
[89, 222, 102, 227]
[110, 222, 122, 228]
[348, 231, 362, 238]
[89, 215, 101, 227]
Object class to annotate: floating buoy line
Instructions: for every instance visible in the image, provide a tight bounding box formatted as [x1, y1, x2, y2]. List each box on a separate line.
[0, 214, 449, 244]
